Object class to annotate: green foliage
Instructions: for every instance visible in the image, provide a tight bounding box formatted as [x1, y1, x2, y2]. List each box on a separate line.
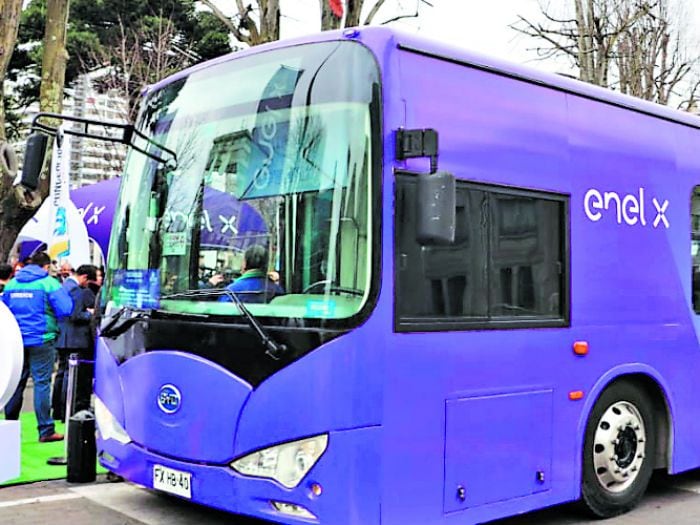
[2, 94, 25, 143]
[9, 0, 232, 117]
[192, 12, 234, 60]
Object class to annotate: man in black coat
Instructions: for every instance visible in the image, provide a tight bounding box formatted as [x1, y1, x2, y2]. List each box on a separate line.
[53, 264, 97, 421]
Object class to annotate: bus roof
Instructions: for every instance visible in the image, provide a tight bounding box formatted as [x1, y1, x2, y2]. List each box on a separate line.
[149, 26, 700, 131]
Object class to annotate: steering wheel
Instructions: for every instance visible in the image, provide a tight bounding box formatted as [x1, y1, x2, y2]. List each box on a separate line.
[302, 280, 364, 297]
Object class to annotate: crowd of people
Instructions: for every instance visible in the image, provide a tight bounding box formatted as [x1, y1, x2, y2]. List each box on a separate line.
[0, 252, 102, 443]
[1, 245, 280, 443]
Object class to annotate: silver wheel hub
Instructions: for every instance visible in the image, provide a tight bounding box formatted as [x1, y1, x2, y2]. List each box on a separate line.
[593, 401, 646, 493]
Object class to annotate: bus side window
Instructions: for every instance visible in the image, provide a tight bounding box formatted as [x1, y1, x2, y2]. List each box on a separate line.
[691, 187, 700, 312]
[395, 175, 568, 331]
[396, 176, 487, 319]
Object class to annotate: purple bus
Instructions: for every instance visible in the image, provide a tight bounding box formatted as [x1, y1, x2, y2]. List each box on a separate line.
[39, 26, 700, 524]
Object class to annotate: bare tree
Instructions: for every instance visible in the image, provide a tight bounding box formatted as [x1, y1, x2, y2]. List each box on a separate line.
[512, 0, 700, 108]
[0, 0, 22, 143]
[0, 0, 24, 262]
[88, 16, 198, 124]
[200, 1, 433, 44]
[320, 0, 434, 31]
[199, 0, 280, 46]
[615, 1, 700, 106]
[0, 0, 71, 262]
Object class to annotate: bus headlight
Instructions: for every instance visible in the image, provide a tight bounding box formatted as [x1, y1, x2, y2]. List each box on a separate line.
[230, 434, 328, 488]
[94, 396, 131, 445]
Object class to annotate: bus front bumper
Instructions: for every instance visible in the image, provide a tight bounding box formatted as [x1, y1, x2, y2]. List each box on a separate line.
[97, 425, 380, 525]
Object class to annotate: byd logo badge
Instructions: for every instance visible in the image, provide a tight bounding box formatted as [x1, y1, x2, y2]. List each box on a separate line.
[157, 384, 182, 414]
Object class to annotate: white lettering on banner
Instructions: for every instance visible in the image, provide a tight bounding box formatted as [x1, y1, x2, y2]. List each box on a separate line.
[584, 187, 669, 229]
[201, 210, 213, 233]
[219, 215, 238, 235]
[77, 202, 106, 226]
[48, 129, 71, 261]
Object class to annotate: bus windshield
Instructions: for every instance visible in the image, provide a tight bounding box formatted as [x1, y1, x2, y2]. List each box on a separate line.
[104, 41, 380, 322]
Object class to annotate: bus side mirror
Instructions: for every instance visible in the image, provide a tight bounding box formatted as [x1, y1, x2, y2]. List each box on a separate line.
[416, 171, 456, 245]
[19, 132, 49, 190]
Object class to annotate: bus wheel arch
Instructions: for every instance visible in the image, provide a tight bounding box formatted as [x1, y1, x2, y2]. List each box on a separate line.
[579, 374, 671, 518]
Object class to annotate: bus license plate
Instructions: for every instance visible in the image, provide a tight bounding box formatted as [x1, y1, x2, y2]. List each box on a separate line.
[153, 464, 192, 499]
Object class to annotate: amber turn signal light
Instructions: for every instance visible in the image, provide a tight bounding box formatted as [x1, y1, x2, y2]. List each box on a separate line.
[573, 341, 589, 355]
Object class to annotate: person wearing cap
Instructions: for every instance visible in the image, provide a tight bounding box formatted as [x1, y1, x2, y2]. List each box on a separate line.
[2, 252, 72, 442]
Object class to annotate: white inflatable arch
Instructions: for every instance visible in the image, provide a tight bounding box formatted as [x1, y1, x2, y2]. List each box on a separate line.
[0, 301, 23, 411]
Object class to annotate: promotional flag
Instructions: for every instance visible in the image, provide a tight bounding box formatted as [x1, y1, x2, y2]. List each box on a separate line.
[46, 128, 90, 266]
[237, 65, 303, 199]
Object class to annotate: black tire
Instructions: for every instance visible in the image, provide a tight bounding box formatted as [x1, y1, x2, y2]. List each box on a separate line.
[580, 380, 656, 518]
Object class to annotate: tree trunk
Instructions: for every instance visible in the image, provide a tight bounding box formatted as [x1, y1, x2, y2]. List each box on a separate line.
[0, 0, 70, 263]
[0, 0, 26, 263]
[258, 0, 280, 44]
[345, 0, 362, 27]
[0, 0, 22, 143]
[321, 0, 342, 31]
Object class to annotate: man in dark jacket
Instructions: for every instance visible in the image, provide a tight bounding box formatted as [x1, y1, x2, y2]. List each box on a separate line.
[2, 252, 72, 442]
[53, 264, 97, 420]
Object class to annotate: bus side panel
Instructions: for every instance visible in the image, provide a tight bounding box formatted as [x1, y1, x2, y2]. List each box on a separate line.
[444, 390, 553, 513]
[566, 94, 700, 474]
[383, 49, 573, 525]
[384, 47, 700, 525]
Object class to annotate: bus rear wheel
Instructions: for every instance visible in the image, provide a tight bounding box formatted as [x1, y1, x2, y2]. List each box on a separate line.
[581, 381, 656, 518]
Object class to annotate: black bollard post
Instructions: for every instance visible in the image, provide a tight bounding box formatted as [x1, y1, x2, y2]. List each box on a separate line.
[47, 352, 79, 467]
[67, 409, 96, 483]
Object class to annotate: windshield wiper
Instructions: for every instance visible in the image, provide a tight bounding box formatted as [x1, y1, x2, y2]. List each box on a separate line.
[161, 289, 287, 361]
[100, 305, 152, 339]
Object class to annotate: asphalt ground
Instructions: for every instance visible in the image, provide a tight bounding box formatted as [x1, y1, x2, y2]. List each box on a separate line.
[4, 470, 700, 525]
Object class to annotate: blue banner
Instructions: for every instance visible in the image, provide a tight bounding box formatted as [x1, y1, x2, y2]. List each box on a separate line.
[237, 66, 303, 200]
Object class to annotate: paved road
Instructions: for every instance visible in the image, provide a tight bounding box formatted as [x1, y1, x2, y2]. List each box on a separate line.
[3, 471, 700, 524]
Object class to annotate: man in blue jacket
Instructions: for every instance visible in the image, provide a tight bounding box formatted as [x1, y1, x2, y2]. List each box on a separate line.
[222, 245, 284, 303]
[53, 264, 97, 421]
[2, 252, 73, 442]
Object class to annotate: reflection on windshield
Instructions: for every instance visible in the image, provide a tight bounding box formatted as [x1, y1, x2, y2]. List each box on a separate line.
[105, 41, 379, 322]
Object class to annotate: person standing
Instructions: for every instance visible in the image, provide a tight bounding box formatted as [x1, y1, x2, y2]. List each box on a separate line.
[53, 264, 97, 419]
[0, 263, 12, 294]
[2, 252, 73, 442]
[58, 261, 73, 283]
[87, 266, 103, 296]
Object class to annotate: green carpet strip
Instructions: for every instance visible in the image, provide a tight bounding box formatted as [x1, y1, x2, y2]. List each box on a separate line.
[1, 412, 105, 486]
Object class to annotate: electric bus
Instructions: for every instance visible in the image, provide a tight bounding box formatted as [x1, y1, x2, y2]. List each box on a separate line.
[24, 26, 700, 525]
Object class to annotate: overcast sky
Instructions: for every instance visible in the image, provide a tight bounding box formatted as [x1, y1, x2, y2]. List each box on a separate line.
[210, 0, 700, 77]
[280, 0, 545, 64]
[210, 0, 571, 73]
